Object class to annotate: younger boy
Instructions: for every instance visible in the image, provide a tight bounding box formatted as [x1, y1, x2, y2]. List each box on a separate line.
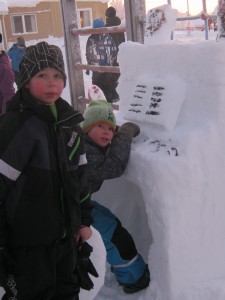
[82, 100, 150, 293]
[0, 41, 92, 300]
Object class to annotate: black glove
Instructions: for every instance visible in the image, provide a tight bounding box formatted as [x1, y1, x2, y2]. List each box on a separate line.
[77, 242, 99, 290]
[85, 70, 90, 75]
[118, 122, 140, 138]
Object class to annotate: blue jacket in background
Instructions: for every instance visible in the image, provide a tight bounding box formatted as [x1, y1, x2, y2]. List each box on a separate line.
[8, 43, 26, 72]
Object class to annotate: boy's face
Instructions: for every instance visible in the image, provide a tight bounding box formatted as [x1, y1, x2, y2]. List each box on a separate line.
[25, 67, 64, 104]
[88, 124, 114, 147]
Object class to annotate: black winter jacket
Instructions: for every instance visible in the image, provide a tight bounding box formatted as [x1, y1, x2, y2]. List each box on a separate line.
[0, 88, 92, 247]
[83, 132, 132, 194]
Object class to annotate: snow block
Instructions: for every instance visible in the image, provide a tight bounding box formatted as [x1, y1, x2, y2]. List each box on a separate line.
[114, 39, 225, 300]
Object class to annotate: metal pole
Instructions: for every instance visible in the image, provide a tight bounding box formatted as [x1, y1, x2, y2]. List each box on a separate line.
[202, 0, 209, 40]
[124, 0, 135, 41]
[187, 0, 190, 16]
[167, 0, 173, 39]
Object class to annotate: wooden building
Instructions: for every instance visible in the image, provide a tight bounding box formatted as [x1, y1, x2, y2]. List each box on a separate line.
[0, 0, 108, 50]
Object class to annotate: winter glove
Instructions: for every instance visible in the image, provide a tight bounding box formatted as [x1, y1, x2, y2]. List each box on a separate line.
[77, 242, 99, 290]
[118, 122, 140, 138]
[85, 70, 90, 75]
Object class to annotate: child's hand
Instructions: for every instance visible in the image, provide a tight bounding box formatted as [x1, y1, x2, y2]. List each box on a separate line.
[118, 122, 140, 138]
[75, 226, 92, 243]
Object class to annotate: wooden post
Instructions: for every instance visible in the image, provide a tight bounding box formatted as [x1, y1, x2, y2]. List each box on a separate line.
[59, 0, 86, 112]
[217, 0, 225, 39]
[124, 0, 146, 43]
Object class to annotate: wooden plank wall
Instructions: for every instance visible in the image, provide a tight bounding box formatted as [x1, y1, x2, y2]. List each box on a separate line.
[3, 1, 108, 46]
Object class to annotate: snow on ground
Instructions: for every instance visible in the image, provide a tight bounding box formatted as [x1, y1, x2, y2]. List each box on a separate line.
[1, 11, 224, 300]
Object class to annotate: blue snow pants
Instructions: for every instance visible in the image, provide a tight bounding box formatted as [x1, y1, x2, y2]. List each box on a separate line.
[91, 200, 146, 284]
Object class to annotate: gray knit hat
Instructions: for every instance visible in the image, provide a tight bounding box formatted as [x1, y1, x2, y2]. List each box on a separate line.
[82, 100, 116, 133]
[19, 41, 67, 87]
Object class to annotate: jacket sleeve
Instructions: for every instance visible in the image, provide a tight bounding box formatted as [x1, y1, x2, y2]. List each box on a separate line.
[0, 113, 36, 246]
[77, 132, 93, 226]
[0, 176, 10, 247]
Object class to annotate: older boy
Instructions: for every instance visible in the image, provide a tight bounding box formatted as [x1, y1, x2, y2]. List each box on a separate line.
[0, 42, 92, 300]
[82, 100, 150, 294]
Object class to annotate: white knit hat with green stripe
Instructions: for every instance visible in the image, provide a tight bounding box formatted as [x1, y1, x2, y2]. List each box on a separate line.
[82, 100, 116, 133]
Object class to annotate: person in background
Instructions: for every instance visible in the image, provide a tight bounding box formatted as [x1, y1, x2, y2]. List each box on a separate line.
[86, 18, 106, 92]
[86, 18, 118, 103]
[0, 41, 93, 300]
[8, 36, 27, 89]
[82, 100, 150, 294]
[0, 50, 15, 115]
[105, 6, 125, 49]
[104, 6, 125, 102]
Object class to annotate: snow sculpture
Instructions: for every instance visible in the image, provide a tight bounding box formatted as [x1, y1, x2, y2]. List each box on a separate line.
[122, 4, 181, 131]
[144, 4, 178, 44]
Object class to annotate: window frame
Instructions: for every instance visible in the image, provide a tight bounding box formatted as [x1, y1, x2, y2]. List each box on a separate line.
[77, 8, 93, 28]
[10, 14, 38, 35]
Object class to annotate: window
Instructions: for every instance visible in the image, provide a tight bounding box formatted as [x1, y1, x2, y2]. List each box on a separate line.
[77, 9, 92, 28]
[11, 15, 37, 34]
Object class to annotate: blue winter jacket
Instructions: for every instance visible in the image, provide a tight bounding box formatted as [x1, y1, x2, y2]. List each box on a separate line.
[8, 43, 26, 72]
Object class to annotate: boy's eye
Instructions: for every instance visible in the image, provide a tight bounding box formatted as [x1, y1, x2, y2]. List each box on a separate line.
[55, 73, 63, 79]
[109, 128, 113, 132]
[38, 73, 46, 78]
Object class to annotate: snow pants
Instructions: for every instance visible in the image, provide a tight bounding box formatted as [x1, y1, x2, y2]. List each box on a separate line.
[92, 201, 146, 284]
[2, 237, 79, 300]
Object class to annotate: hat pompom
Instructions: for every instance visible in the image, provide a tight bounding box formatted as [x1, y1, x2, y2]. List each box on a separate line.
[82, 100, 116, 133]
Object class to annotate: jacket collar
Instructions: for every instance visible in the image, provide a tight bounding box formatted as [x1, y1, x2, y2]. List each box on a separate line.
[7, 88, 84, 125]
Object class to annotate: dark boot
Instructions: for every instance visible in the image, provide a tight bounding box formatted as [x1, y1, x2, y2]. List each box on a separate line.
[122, 264, 150, 294]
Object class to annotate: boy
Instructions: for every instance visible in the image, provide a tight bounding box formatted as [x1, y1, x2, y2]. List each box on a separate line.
[86, 18, 118, 103]
[0, 41, 92, 300]
[82, 100, 150, 294]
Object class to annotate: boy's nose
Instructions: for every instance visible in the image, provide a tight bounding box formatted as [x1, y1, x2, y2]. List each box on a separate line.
[48, 78, 56, 85]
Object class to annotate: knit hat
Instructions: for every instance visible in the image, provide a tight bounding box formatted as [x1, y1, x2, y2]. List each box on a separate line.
[105, 7, 116, 18]
[17, 36, 25, 47]
[93, 18, 105, 28]
[82, 100, 116, 133]
[19, 41, 67, 87]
